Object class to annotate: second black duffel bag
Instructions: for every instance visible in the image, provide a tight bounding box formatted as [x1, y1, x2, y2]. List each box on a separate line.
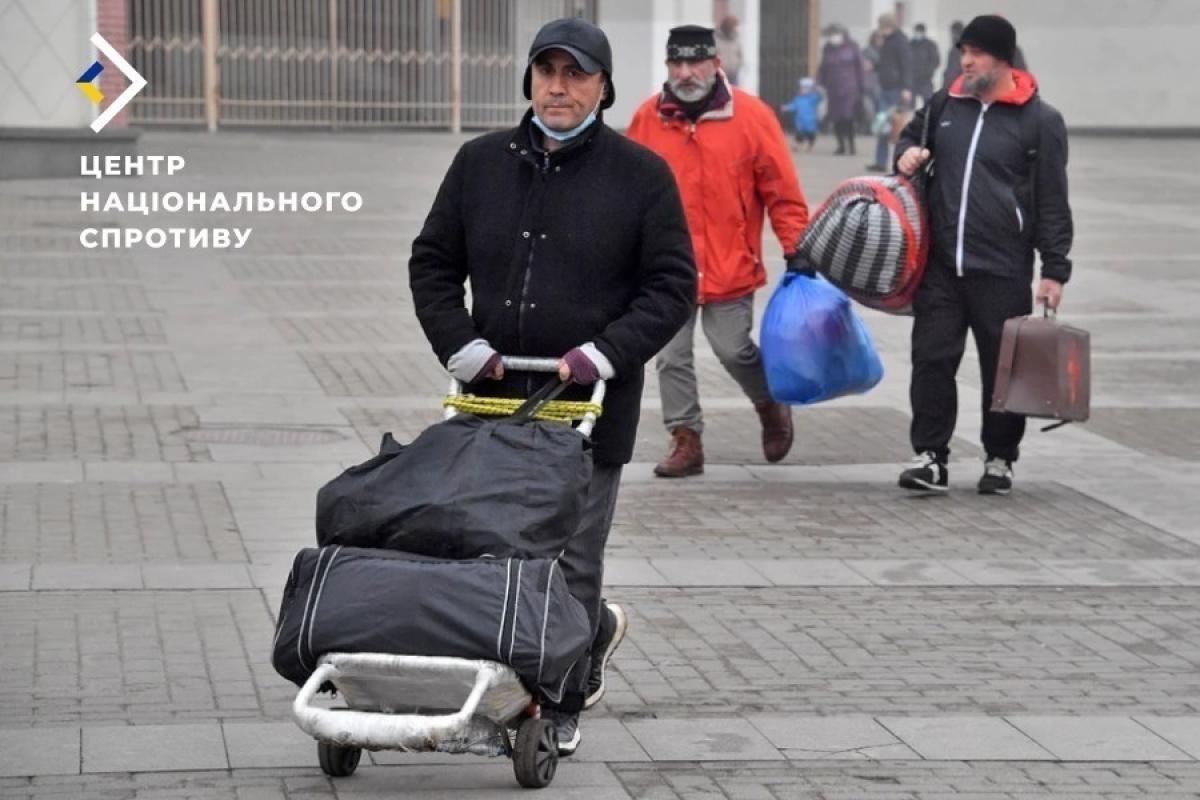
[270, 545, 592, 703]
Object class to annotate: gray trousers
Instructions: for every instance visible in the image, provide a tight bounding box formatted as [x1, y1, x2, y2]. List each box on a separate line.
[547, 461, 622, 711]
[656, 294, 773, 433]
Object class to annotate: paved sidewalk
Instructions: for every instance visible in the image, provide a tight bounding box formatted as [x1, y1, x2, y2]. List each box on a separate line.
[2, 130, 1200, 798]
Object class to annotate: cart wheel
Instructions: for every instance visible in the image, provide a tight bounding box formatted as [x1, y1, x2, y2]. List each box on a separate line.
[318, 741, 361, 777]
[513, 717, 558, 789]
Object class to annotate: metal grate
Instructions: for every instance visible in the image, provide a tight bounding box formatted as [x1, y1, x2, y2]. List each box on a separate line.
[128, 0, 595, 130]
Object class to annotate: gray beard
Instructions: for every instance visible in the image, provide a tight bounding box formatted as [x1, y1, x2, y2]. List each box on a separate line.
[668, 74, 715, 102]
[963, 70, 998, 97]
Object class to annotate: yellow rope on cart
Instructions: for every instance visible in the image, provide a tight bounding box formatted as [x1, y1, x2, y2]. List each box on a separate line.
[443, 394, 603, 422]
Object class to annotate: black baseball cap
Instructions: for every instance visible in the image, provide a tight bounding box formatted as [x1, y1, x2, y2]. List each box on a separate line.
[523, 17, 615, 110]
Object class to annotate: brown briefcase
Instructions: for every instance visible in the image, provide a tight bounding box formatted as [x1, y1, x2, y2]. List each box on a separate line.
[991, 308, 1090, 428]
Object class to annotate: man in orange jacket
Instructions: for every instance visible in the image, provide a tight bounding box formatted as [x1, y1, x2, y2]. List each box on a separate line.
[627, 25, 810, 477]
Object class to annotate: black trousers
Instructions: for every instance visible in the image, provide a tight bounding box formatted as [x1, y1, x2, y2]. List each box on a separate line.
[910, 253, 1033, 463]
[545, 461, 622, 712]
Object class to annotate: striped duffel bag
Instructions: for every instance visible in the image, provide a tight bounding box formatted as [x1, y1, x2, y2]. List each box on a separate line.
[794, 175, 928, 314]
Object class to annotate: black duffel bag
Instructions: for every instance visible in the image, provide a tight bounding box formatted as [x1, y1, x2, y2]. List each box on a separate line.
[271, 545, 591, 702]
[315, 380, 593, 559]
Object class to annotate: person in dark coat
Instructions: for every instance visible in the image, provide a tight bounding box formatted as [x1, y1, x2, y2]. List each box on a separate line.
[910, 23, 940, 105]
[408, 17, 695, 755]
[942, 20, 964, 88]
[893, 15, 1073, 497]
[867, 13, 913, 170]
[817, 24, 863, 155]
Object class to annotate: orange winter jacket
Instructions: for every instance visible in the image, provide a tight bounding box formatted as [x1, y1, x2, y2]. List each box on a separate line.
[626, 74, 809, 303]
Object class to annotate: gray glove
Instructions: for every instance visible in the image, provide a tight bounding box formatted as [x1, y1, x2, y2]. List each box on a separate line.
[447, 339, 501, 384]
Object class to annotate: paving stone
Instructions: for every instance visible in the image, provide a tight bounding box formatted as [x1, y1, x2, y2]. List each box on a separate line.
[649, 559, 770, 586]
[0, 316, 166, 346]
[1135, 717, 1200, 760]
[0, 591, 290, 726]
[0, 482, 244, 562]
[878, 716, 1054, 760]
[0, 352, 187, 394]
[0, 285, 153, 312]
[32, 564, 142, 590]
[747, 715, 917, 760]
[0, 726, 79, 777]
[595, 587, 1200, 717]
[746, 559, 873, 587]
[604, 558, 672, 587]
[1037, 559, 1180, 586]
[1008, 716, 1191, 761]
[222, 722, 318, 768]
[623, 718, 784, 761]
[606, 481, 1200, 561]
[82, 723, 227, 773]
[304, 354, 447, 397]
[0, 561, 32, 590]
[632, 406, 980, 466]
[141, 563, 253, 590]
[844, 560, 974, 586]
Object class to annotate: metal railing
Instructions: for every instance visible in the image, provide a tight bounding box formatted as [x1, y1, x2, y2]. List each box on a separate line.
[128, 0, 595, 131]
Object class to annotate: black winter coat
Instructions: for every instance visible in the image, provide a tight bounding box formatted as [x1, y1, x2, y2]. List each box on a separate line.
[409, 111, 697, 464]
[895, 73, 1073, 284]
[877, 30, 913, 92]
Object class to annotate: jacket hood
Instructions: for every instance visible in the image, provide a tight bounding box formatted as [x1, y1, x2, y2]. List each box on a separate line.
[949, 68, 1037, 105]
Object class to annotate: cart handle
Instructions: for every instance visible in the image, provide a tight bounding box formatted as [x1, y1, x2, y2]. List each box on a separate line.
[293, 660, 500, 752]
[446, 356, 606, 437]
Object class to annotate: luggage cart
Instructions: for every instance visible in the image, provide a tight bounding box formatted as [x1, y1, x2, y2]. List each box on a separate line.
[292, 357, 604, 789]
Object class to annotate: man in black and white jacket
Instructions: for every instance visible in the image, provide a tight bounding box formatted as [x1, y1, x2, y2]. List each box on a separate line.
[893, 15, 1073, 496]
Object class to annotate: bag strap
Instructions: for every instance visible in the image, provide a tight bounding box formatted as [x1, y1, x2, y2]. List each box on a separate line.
[911, 89, 948, 193]
[507, 377, 570, 424]
[992, 316, 1022, 411]
[1020, 94, 1042, 209]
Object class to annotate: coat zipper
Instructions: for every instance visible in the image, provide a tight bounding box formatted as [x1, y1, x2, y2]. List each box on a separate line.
[955, 102, 989, 276]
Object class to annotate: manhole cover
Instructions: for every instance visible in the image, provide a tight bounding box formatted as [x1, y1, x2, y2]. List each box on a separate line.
[174, 426, 348, 446]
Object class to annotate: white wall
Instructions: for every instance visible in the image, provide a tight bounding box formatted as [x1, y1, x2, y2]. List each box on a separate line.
[0, 0, 96, 128]
[819, 0, 1200, 130]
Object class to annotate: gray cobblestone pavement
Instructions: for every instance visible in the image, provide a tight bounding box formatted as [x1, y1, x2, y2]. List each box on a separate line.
[2, 131, 1200, 797]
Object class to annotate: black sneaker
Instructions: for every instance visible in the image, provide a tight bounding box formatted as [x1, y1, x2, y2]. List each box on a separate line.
[583, 602, 628, 710]
[978, 458, 1013, 495]
[898, 451, 949, 493]
[541, 708, 580, 757]
[865, 162, 887, 172]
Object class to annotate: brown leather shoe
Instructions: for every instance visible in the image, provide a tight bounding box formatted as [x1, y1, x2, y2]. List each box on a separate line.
[754, 401, 794, 463]
[653, 427, 704, 478]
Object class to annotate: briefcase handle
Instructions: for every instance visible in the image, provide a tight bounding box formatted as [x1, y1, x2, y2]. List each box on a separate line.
[1041, 302, 1057, 320]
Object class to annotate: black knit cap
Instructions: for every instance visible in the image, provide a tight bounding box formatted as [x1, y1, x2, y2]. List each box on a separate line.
[957, 14, 1017, 64]
[523, 17, 615, 110]
[667, 25, 718, 61]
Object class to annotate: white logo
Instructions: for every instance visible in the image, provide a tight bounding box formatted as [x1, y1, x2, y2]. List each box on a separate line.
[939, 120, 952, 127]
[88, 33, 147, 132]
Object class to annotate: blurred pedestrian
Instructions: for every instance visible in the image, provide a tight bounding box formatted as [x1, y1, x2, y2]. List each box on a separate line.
[861, 30, 884, 133]
[866, 13, 913, 171]
[817, 24, 863, 155]
[910, 23, 940, 106]
[627, 25, 810, 477]
[714, 15, 743, 85]
[781, 77, 823, 151]
[942, 20, 964, 88]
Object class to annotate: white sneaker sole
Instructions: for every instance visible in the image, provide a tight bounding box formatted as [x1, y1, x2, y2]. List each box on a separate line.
[557, 727, 581, 757]
[899, 476, 948, 493]
[582, 603, 628, 710]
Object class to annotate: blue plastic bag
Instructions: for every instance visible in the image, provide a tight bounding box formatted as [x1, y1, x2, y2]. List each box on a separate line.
[760, 272, 884, 405]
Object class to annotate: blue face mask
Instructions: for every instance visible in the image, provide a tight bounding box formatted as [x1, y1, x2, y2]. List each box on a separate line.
[532, 95, 604, 143]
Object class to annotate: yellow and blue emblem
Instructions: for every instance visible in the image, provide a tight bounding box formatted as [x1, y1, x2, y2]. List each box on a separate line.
[76, 60, 104, 104]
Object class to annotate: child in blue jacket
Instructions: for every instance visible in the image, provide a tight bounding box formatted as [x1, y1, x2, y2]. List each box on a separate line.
[780, 77, 823, 151]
